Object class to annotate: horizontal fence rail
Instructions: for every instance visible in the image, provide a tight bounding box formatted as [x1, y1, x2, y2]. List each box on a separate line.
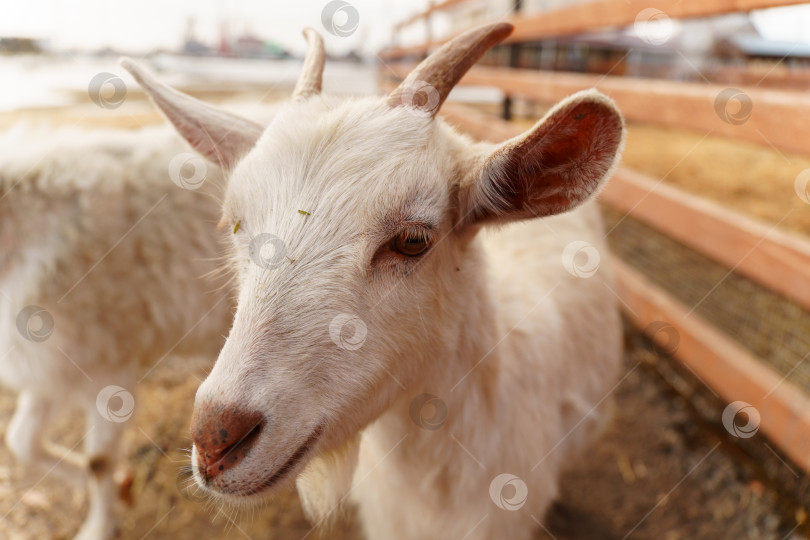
[384, 0, 810, 58]
[508, 0, 809, 43]
[614, 257, 810, 473]
[601, 168, 810, 312]
[383, 64, 810, 155]
[394, 0, 470, 31]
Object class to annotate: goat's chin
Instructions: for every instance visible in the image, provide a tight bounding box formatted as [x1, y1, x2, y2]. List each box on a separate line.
[191, 427, 323, 501]
[296, 434, 362, 525]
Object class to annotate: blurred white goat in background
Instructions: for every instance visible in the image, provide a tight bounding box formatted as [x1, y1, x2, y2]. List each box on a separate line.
[0, 125, 234, 539]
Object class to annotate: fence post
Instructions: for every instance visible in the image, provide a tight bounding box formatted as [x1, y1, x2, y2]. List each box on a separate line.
[502, 0, 523, 120]
[425, 0, 434, 47]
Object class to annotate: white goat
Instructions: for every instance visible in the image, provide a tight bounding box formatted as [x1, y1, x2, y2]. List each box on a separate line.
[0, 125, 233, 539]
[123, 23, 625, 539]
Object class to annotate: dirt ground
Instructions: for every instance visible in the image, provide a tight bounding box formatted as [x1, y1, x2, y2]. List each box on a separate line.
[0, 330, 806, 539]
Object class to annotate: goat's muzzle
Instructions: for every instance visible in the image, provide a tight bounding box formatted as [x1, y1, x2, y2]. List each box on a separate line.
[190, 403, 264, 481]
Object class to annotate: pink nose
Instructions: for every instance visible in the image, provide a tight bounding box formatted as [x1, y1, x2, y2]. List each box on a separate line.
[191, 403, 263, 481]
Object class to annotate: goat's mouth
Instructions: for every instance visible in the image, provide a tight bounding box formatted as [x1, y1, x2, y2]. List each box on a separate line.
[203, 426, 323, 497]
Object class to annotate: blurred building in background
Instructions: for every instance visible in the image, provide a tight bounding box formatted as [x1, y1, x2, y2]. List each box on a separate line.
[425, 0, 810, 89]
[182, 18, 291, 59]
[0, 37, 47, 54]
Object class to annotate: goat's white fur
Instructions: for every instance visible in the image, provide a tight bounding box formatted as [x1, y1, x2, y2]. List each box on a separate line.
[124, 26, 626, 539]
[0, 125, 233, 539]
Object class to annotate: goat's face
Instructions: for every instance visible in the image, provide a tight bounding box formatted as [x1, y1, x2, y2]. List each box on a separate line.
[196, 100, 466, 496]
[123, 23, 624, 500]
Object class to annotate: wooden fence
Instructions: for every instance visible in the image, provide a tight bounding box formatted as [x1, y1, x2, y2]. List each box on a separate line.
[380, 0, 810, 472]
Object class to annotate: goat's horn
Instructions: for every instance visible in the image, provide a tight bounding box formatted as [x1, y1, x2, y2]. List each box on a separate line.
[387, 22, 513, 117]
[292, 28, 325, 100]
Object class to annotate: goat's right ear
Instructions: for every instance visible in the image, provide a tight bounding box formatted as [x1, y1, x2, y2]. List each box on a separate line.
[460, 89, 624, 225]
[119, 57, 263, 170]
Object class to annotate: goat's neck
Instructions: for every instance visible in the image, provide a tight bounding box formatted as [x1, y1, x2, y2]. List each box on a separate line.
[374, 237, 502, 443]
[300, 239, 501, 519]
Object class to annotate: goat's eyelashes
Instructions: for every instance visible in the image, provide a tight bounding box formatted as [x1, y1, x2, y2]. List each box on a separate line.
[390, 231, 432, 258]
[370, 226, 434, 271]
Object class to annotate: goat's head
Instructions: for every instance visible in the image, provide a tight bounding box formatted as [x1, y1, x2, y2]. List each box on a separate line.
[122, 23, 624, 501]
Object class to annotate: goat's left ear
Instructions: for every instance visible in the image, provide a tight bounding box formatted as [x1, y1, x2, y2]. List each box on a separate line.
[462, 90, 624, 225]
[120, 57, 263, 171]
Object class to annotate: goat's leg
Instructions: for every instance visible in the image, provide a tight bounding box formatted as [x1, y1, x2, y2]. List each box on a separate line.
[72, 403, 126, 540]
[5, 390, 86, 487]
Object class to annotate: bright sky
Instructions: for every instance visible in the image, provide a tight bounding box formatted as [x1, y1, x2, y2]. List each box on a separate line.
[0, 0, 429, 55]
[750, 4, 810, 43]
[1, 0, 809, 54]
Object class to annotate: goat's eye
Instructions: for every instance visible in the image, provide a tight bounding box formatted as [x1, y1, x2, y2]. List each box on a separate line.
[392, 232, 431, 257]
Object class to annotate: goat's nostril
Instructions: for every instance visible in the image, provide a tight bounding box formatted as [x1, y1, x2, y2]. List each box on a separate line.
[190, 405, 264, 481]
